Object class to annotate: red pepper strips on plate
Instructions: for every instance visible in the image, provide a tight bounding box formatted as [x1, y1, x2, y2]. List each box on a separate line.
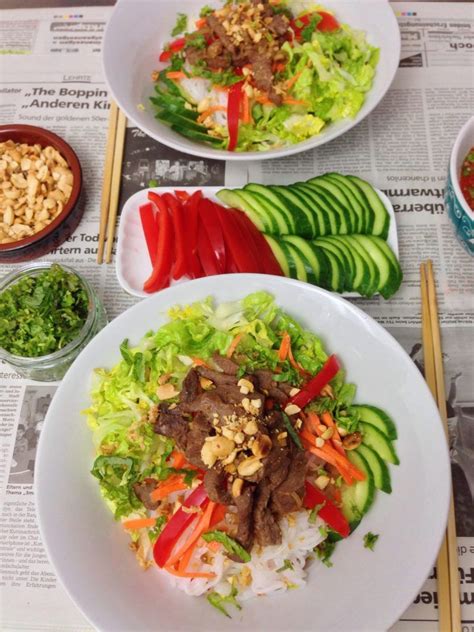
[216, 206, 260, 273]
[288, 354, 340, 409]
[198, 198, 226, 273]
[153, 484, 209, 567]
[143, 192, 174, 293]
[227, 81, 244, 151]
[139, 203, 158, 266]
[303, 481, 350, 538]
[183, 190, 205, 279]
[162, 193, 187, 280]
[233, 209, 283, 276]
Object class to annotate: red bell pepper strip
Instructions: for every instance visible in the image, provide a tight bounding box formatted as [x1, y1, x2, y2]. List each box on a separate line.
[139, 203, 158, 266]
[153, 484, 209, 567]
[197, 219, 221, 276]
[143, 193, 174, 293]
[175, 190, 190, 202]
[316, 11, 340, 32]
[227, 81, 243, 151]
[288, 354, 340, 409]
[159, 37, 186, 62]
[162, 193, 187, 280]
[290, 11, 339, 39]
[303, 481, 350, 538]
[183, 190, 204, 279]
[198, 198, 226, 273]
[233, 210, 283, 276]
[216, 206, 260, 273]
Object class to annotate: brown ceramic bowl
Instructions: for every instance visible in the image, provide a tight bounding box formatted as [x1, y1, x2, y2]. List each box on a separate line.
[0, 124, 84, 262]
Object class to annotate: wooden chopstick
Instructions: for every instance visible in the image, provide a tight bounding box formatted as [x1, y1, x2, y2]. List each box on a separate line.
[420, 260, 461, 632]
[105, 108, 127, 264]
[97, 101, 119, 264]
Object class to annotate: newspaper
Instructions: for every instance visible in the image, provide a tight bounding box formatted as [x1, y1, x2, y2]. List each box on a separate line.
[0, 2, 473, 630]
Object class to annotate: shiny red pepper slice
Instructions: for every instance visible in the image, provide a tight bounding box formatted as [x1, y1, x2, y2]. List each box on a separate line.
[233, 210, 283, 276]
[159, 37, 186, 62]
[303, 481, 350, 538]
[153, 484, 209, 567]
[216, 206, 260, 273]
[288, 354, 340, 409]
[227, 81, 243, 151]
[162, 193, 187, 280]
[139, 203, 158, 266]
[198, 198, 226, 274]
[143, 192, 174, 293]
[290, 11, 339, 39]
[183, 191, 204, 279]
[197, 219, 221, 276]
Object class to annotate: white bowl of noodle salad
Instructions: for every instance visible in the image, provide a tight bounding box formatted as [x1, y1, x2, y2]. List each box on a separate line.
[36, 274, 450, 631]
[103, 0, 400, 160]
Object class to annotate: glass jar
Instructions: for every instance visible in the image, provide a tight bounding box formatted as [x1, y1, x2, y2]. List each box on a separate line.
[0, 262, 107, 381]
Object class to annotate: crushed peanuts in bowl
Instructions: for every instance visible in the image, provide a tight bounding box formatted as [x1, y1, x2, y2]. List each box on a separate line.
[0, 140, 74, 244]
[0, 124, 83, 263]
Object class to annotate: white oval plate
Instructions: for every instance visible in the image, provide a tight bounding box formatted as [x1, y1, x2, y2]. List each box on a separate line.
[116, 186, 399, 298]
[103, 0, 400, 161]
[35, 274, 449, 632]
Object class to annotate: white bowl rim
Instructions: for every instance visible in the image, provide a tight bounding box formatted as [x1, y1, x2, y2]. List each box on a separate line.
[449, 114, 474, 219]
[102, 0, 401, 162]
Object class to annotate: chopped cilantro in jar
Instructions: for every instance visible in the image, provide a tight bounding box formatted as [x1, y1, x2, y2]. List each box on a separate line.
[0, 263, 107, 381]
[0, 263, 89, 357]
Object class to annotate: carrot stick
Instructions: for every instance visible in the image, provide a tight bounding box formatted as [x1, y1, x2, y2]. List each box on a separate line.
[166, 71, 186, 80]
[321, 411, 345, 456]
[285, 71, 301, 90]
[322, 443, 365, 482]
[305, 411, 322, 435]
[167, 501, 216, 567]
[301, 429, 355, 484]
[164, 566, 216, 579]
[226, 333, 243, 358]
[150, 476, 188, 502]
[122, 517, 156, 530]
[171, 451, 186, 469]
[191, 357, 210, 368]
[178, 539, 196, 573]
[213, 84, 229, 92]
[278, 331, 291, 361]
[255, 94, 273, 105]
[241, 90, 252, 124]
[287, 344, 311, 377]
[195, 17, 207, 28]
[197, 105, 227, 123]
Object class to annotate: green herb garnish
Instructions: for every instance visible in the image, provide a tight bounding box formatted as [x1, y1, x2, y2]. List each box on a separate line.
[309, 502, 325, 523]
[314, 540, 336, 567]
[0, 263, 89, 357]
[301, 14, 321, 42]
[363, 532, 379, 551]
[282, 412, 303, 450]
[207, 585, 241, 618]
[199, 4, 214, 17]
[277, 558, 294, 573]
[148, 178, 158, 187]
[186, 33, 207, 49]
[171, 13, 188, 36]
[202, 530, 251, 562]
[148, 515, 167, 543]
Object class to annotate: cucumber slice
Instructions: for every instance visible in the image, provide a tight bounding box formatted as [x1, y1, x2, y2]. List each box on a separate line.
[356, 444, 392, 494]
[341, 450, 375, 525]
[269, 186, 318, 239]
[368, 236, 403, 288]
[326, 235, 369, 295]
[283, 235, 331, 290]
[243, 190, 291, 235]
[314, 237, 354, 292]
[244, 184, 296, 234]
[312, 242, 345, 292]
[281, 236, 319, 284]
[306, 180, 351, 235]
[263, 235, 289, 277]
[325, 172, 373, 233]
[216, 190, 268, 232]
[310, 176, 358, 234]
[280, 239, 306, 282]
[342, 235, 380, 297]
[347, 175, 390, 239]
[322, 173, 365, 233]
[351, 234, 397, 299]
[291, 184, 332, 236]
[360, 422, 399, 465]
[297, 183, 342, 235]
[352, 405, 398, 440]
[158, 110, 210, 133]
[169, 124, 224, 146]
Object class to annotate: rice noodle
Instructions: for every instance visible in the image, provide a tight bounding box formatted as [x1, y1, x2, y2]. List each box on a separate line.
[157, 510, 326, 600]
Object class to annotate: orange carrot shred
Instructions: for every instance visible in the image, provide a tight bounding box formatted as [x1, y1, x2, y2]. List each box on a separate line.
[226, 333, 243, 358]
[167, 501, 216, 567]
[122, 517, 156, 530]
[166, 71, 186, 80]
[278, 331, 291, 361]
